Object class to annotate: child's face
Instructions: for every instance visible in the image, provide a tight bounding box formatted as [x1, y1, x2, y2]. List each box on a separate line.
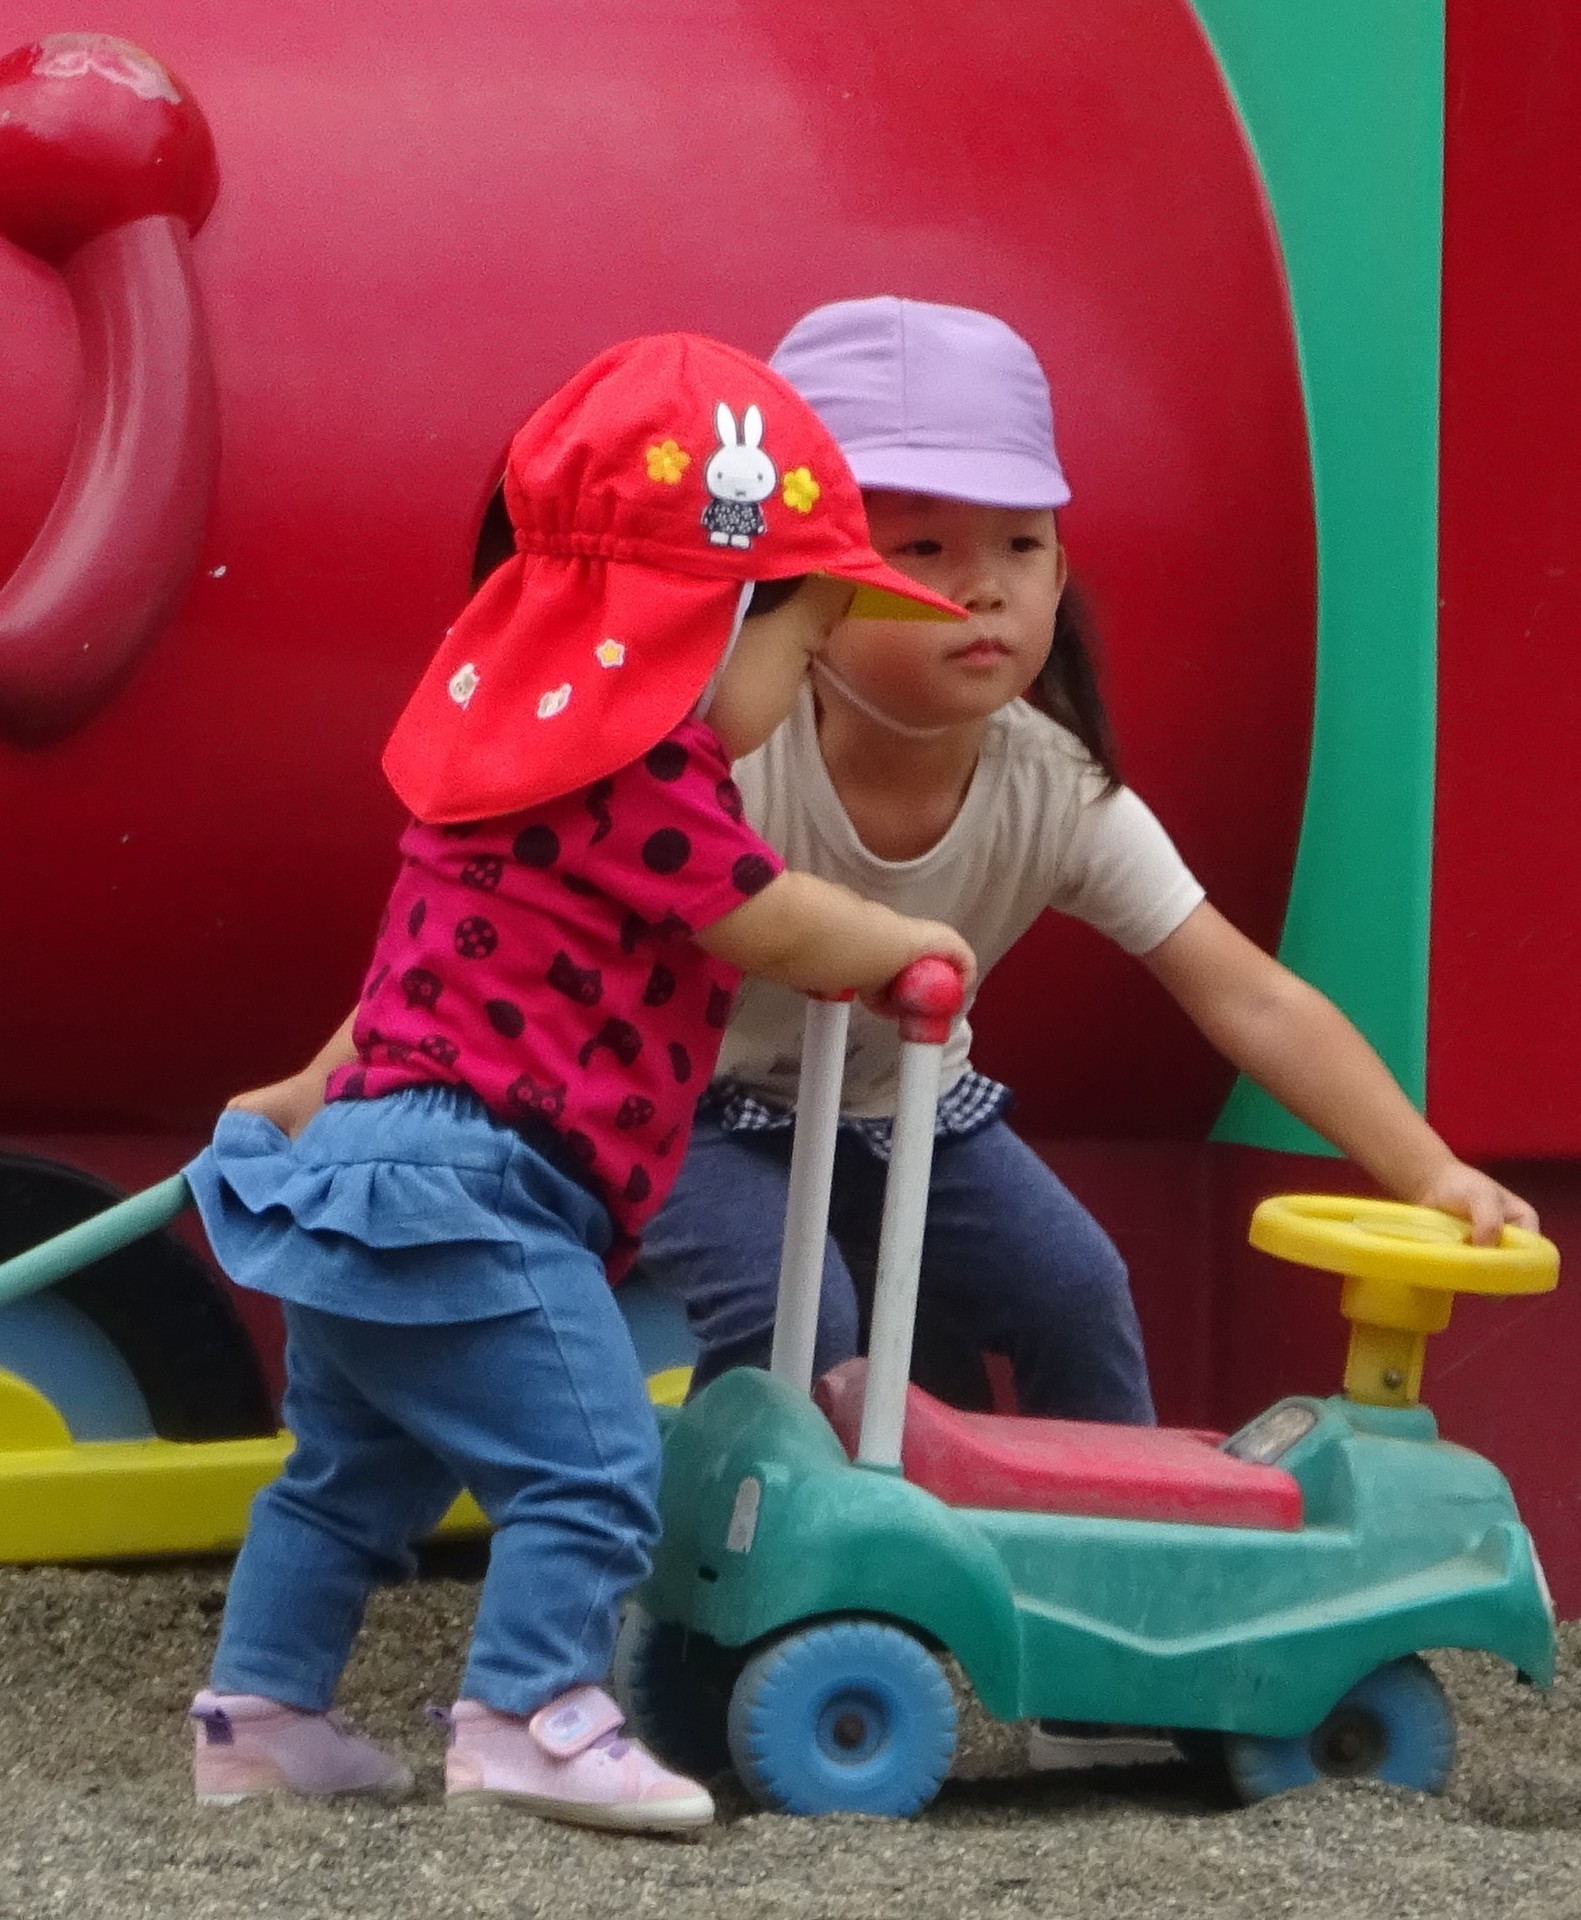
[823, 493, 1066, 729]
[706, 574, 856, 759]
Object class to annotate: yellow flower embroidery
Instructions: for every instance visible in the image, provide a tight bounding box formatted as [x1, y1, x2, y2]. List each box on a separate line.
[646, 439, 691, 484]
[595, 638, 626, 668]
[781, 466, 820, 513]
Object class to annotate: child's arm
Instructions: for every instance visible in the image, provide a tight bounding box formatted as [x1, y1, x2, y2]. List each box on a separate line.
[695, 870, 976, 1004]
[1141, 904, 1537, 1243]
[225, 1008, 358, 1137]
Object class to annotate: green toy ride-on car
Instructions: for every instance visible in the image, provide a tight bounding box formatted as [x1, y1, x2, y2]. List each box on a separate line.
[615, 961, 1560, 1816]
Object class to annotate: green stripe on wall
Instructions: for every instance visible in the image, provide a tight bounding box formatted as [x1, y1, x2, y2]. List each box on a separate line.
[1190, 0, 1444, 1153]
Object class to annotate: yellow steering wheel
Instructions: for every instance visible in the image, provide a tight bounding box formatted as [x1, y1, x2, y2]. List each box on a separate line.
[1249, 1195, 1560, 1407]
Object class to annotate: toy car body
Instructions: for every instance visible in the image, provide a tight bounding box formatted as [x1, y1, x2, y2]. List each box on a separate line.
[622, 981, 1559, 1814]
[643, 1372, 1554, 1741]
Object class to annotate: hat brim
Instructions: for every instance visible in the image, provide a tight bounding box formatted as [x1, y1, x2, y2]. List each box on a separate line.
[821, 558, 967, 623]
[383, 556, 742, 825]
[843, 443, 1071, 512]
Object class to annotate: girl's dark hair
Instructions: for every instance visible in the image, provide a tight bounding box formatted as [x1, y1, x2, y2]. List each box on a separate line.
[742, 575, 808, 619]
[1024, 577, 1120, 791]
[471, 481, 515, 589]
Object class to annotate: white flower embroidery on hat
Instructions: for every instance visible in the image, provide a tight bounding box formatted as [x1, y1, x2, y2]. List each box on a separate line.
[536, 683, 573, 719]
[595, 638, 626, 668]
[448, 663, 480, 708]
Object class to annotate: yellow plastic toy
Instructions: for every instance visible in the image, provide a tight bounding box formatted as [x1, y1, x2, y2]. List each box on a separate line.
[1249, 1194, 1559, 1407]
[0, 1174, 693, 1562]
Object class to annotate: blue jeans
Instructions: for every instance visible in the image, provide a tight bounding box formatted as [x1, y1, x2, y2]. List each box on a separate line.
[212, 1292, 661, 1717]
[638, 1117, 1155, 1423]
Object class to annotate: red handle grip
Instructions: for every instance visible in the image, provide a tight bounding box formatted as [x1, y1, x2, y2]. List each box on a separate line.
[891, 956, 967, 1045]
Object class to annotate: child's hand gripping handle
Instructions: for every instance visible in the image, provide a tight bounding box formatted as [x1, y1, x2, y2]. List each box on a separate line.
[0, 35, 219, 740]
[771, 959, 965, 1396]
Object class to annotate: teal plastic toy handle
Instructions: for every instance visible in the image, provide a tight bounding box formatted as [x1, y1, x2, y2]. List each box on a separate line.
[0, 1171, 192, 1308]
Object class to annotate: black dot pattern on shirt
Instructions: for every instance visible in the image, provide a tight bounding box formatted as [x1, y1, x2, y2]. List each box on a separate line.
[645, 740, 689, 782]
[512, 824, 560, 867]
[732, 853, 776, 896]
[548, 951, 602, 1005]
[579, 1017, 641, 1069]
[364, 963, 389, 1001]
[339, 1068, 368, 1100]
[619, 907, 694, 953]
[485, 998, 525, 1039]
[387, 746, 758, 1230]
[455, 915, 498, 960]
[401, 966, 442, 1010]
[642, 828, 691, 875]
[506, 1072, 564, 1119]
[585, 779, 615, 846]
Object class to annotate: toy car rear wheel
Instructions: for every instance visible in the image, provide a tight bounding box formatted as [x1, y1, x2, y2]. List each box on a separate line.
[610, 1606, 741, 1781]
[726, 1618, 956, 1816]
[1222, 1655, 1455, 1803]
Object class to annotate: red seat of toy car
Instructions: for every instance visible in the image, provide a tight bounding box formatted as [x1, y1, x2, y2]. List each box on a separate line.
[813, 1360, 1303, 1531]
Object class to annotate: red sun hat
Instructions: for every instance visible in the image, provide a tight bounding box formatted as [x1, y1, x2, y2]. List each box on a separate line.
[383, 332, 965, 825]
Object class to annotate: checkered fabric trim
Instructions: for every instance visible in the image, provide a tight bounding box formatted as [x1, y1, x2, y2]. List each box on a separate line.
[706, 1068, 1012, 1162]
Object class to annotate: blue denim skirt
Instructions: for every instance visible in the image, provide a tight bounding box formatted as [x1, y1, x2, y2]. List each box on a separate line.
[186, 1084, 614, 1325]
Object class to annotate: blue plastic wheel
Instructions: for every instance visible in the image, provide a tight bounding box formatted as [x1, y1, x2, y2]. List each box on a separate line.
[611, 1606, 740, 1780]
[727, 1619, 957, 1816]
[1223, 1655, 1455, 1804]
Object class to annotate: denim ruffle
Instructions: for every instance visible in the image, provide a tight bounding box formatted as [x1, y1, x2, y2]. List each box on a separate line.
[186, 1084, 613, 1325]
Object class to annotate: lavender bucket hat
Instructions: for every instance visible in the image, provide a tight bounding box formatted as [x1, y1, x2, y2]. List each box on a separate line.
[769, 296, 1071, 510]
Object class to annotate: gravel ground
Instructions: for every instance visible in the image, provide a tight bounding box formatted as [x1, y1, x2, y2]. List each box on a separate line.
[2, 1558, 1577, 1920]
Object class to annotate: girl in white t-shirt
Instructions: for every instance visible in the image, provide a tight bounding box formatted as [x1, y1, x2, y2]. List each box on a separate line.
[637, 297, 1537, 1422]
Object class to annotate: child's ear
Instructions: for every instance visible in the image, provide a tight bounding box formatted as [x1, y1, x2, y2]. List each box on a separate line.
[715, 402, 738, 447]
[741, 404, 764, 450]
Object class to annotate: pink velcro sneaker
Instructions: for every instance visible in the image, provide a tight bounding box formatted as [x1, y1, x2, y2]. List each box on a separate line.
[442, 1685, 714, 1833]
[190, 1690, 414, 1804]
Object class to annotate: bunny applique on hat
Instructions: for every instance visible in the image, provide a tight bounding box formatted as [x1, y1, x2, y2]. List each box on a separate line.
[701, 401, 776, 549]
[383, 332, 964, 827]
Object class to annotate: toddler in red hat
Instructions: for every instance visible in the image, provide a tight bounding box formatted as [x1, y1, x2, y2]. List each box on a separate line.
[181, 334, 974, 1831]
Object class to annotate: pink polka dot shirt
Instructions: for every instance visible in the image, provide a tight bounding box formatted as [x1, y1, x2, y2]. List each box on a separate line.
[327, 717, 783, 1273]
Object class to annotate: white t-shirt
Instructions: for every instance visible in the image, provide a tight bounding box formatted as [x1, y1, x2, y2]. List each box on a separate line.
[713, 688, 1206, 1117]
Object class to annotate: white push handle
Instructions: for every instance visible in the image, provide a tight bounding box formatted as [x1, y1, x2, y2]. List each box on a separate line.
[853, 959, 967, 1470]
[769, 994, 851, 1392]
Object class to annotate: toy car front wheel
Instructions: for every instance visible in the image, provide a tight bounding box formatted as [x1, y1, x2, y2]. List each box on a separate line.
[727, 1618, 957, 1816]
[1222, 1654, 1455, 1803]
